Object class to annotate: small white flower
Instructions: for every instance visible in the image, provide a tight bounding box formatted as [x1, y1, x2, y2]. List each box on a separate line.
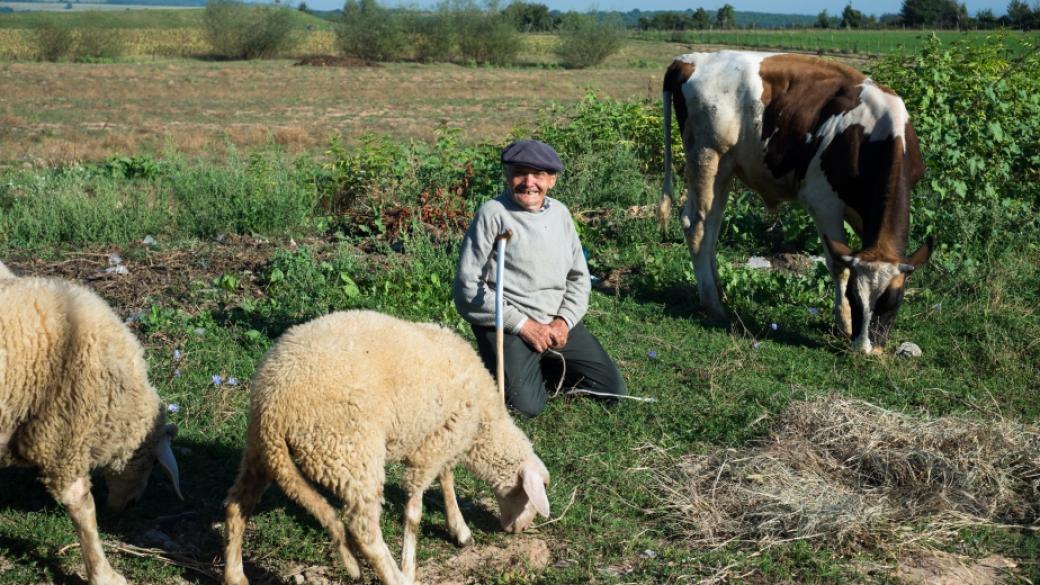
[227, 377, 238, 386]
[173, 349, 182, 361]
[770, 323, 779, 331]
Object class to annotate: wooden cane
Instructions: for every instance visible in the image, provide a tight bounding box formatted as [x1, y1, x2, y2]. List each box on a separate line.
[494, 230, 512, 401]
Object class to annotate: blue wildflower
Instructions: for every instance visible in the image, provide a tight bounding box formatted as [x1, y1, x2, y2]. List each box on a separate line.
[212, 374, 223, 386]
[647, 350, 657, 359]
[770, 323, 779, 331]
[227, 377, 238, 386]
[167, 403, 179, 414]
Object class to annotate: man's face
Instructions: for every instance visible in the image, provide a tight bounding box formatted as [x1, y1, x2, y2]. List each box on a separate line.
[508, 165, 558, 212]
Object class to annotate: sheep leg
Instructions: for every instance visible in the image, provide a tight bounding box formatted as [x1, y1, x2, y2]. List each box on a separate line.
[401, 490, 425, 582]
[347, 497, 411, 585]
[438, 469, 472, 548]
[58, 476, 127, 585]
[223, 459, 273, 585]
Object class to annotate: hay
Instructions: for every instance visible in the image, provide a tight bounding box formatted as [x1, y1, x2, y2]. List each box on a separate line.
[653, 396, 1040, 553]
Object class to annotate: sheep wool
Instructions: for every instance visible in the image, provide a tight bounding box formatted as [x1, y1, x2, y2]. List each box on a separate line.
[224, 310, 550, 585]
[0, 269, 181, 585]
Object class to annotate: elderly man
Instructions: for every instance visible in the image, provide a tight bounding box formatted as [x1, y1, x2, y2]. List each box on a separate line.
[453, 139, 627, 417]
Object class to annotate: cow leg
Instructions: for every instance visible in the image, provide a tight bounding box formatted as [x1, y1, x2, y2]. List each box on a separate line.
[802, 192, 854, 338]
[57, 476, 128, 585]
[682, 148, 732, 320]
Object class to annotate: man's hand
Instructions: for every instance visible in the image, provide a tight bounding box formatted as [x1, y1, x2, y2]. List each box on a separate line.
[548, 317, 570, 349]
[518, 320, 555, 353]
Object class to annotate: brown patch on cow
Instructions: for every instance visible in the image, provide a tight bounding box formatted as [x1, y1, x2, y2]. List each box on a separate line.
[663, 59, 695, 146]
[822, 128, 915, 257]
[758, 54, 866, 184]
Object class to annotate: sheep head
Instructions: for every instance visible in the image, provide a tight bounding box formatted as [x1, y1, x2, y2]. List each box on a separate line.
[495, 457, 550, 533]
[105, 421, 182, 511]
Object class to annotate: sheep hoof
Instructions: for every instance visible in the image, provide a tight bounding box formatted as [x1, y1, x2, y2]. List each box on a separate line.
[456, 534, 474, 548]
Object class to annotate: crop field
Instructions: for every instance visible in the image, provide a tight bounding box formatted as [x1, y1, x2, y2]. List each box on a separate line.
[0, 22, 1039, 585]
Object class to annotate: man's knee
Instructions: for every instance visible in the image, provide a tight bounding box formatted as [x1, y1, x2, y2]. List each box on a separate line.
[506, 380, 548, 418]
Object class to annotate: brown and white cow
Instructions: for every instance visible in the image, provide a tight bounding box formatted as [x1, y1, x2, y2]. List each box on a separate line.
[659, 51, 933, 354]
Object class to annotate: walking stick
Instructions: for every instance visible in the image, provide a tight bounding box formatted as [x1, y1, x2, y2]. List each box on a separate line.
[494, 230, 512, 402]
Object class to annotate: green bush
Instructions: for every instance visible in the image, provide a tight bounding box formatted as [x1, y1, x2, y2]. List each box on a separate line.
[35, 24, 74, 62]
[336, 0, 410, 61]
[555, 13, 624, 69]
[871, 34, 1040, 273]
[204, 0, 300, 60]
[73, 27, 127, 62]
[408, 10, 456, 63]
[455, 8, 522, 65]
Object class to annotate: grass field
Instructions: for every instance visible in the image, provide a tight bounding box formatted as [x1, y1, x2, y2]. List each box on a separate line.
[0, 26, 1038, 585]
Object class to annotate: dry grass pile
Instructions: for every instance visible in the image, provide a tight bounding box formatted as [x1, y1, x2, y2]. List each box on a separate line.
[654, 396, 1040, 552]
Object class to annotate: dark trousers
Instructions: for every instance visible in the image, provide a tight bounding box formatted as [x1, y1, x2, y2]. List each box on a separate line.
[471, 322, 627, 417]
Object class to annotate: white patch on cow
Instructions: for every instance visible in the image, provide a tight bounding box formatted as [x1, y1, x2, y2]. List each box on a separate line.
[812, 79, 909, 155]
[675, 51, 780, 151]
[805, 132, 813, 144]
[849, 260, 903, 353]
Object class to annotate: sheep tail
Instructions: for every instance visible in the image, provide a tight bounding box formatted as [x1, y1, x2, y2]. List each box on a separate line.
[266, 436, 363, 579]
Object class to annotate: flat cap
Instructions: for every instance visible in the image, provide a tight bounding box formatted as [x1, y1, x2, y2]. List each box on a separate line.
[500, 139, 564, 173]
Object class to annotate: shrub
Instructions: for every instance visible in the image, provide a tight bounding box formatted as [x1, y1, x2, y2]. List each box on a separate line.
[35, 24, 74, 62]
[555, 13, 624, 69]
[455, 8, 522, 65]
[336, 0, 410, 61]
[73, 27, 127, 62]
[408, 10, 456, 63]
[204, 0, 300, 60]
[871, 34, 1040, 273]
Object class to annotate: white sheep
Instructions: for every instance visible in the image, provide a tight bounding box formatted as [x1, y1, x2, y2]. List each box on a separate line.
[0, 259, 182, 585]
[223, 310, 550, 585]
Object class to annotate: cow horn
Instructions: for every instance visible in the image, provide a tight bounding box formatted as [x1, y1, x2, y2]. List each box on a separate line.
[898, 263, 915, 273]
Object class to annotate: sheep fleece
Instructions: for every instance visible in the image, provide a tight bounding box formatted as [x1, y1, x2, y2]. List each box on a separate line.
[0, 275, 163, 492]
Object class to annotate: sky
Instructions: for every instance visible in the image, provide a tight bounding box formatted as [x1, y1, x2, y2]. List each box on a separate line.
[307, 0, 1012, 15]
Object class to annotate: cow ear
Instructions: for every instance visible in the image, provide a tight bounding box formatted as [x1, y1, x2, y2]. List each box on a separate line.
[822, 235, 855, 268]
[906, 235, 935, 269]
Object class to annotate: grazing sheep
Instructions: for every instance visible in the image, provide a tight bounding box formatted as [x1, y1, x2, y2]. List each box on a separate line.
[223, 310, 550, 585]
[0, 260, 182, 585]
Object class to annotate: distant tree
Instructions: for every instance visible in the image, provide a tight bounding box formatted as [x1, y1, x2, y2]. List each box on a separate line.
[65, 2, 73, 8]
[503, 1, 554, 32]
[715, 3, 735, 28]
[297, 1, 308, 11]
[692, 7, 710, 29]
[1006, 0, 1037, 28]
[975, 7, 998, 27]
[879, 12, 902, 26]
[841, 3, 864, 27]
[816, 9, 831, 28]
[900, 0, 968, 27]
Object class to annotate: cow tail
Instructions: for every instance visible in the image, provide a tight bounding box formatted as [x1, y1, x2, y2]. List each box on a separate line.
[659, 87, 674, 233]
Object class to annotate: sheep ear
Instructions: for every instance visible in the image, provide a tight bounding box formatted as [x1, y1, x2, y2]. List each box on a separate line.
[156, 424, 184, 501]
[520, 461, 549, 519]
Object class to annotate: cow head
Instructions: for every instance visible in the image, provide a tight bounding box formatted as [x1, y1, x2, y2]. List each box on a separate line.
[824, 235, 934, 354]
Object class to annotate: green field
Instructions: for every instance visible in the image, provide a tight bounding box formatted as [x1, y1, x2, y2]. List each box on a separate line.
[0, 26, 1038, 585]
[639, 27, 1040, 56]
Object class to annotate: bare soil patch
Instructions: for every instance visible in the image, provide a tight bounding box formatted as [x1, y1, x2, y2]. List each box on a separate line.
[294, 55, 380, 68]
[422, 537, 551, 584]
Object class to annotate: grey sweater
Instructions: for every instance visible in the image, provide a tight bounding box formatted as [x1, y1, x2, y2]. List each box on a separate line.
[454, 191, 590, 333]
